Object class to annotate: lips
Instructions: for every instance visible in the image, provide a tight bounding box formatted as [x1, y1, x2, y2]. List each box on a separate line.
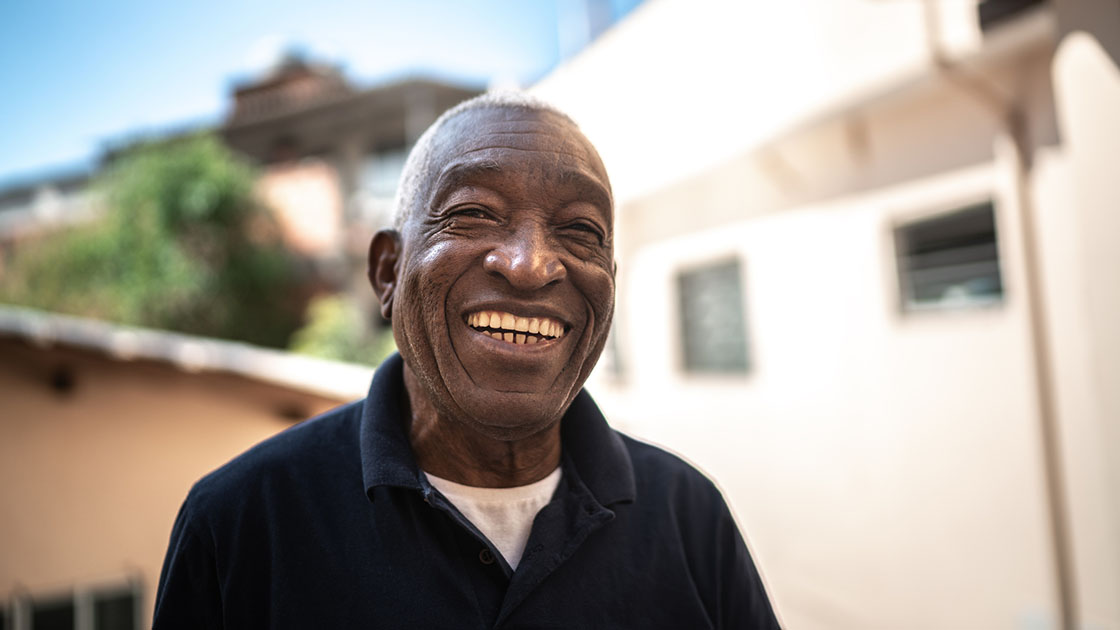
[465, 310, 567, 345]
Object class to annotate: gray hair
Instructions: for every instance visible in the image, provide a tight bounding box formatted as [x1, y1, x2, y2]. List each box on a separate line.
[391, 91, 574, 230]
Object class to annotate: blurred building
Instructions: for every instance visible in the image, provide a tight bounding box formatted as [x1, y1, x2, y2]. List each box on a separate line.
[0, 169, 98, 278]
[221, 55, 480, 292]
[0, 306, 372, 627]
[0, 57, 480, 297]
[534, 0, 1120, 627]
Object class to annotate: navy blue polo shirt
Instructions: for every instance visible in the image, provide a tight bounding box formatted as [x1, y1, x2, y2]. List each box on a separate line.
[154, 353, 779, 628]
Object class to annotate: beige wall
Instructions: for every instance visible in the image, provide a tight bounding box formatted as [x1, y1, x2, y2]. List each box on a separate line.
[0, 338, 348, 623]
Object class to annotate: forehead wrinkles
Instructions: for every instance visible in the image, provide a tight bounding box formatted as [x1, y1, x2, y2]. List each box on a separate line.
[454, 133, 595, 161]
[412, 108, 612, 223]
[428, 156, 613, 225]
[439, 109, 596, 159]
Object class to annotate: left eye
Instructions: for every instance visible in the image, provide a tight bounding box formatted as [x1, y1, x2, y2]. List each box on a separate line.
[564, 222, 604, 242]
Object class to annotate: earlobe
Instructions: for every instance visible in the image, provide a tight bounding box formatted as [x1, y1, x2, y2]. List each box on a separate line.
[368, 229, 402, 320]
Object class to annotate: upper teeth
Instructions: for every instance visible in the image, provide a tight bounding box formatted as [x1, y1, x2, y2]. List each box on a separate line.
[467, 311, 566, 343]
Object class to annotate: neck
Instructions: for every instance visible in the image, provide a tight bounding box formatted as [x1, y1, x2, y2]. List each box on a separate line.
[403, 365, 562, 488]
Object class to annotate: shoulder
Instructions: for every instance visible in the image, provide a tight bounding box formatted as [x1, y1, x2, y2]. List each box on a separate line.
[155, 401, 369, 626]
[614, 433, 782, 627]
[613, 431, 747, 548]
[613, 432, 739, 537]
[184, 400, 365, 517]
[619, 432, 725, 502]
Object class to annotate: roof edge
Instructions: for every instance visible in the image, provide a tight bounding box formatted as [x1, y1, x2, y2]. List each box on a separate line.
[0, 305, 374, 401]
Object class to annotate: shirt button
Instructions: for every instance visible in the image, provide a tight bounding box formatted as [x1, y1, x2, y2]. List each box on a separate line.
[479, 548, 495, 565]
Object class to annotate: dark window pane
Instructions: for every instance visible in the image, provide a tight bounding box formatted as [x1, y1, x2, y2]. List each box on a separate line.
[677, 259, 749, 373]
[978, 0, 1047, 32]
[32, 599, 74, 630]
[602, 324, 624, 378]
[895, 202, 1003, 310]
[94, 591, 136, 630]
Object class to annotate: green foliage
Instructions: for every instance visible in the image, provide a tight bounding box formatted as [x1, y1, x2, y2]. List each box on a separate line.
[289, 295, 396, 366]
[1, 133, 303, 347]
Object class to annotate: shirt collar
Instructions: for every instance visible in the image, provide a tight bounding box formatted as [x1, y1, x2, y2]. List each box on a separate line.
[360, 353, 636, 507]
[559, 389, 635, 506]
[360, 353, 423, 498]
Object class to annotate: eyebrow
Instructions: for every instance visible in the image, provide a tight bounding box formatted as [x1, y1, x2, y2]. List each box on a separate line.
[428, 160, 613, 223]
[429, 161, 503, 208]
[558, 169, 614, 219]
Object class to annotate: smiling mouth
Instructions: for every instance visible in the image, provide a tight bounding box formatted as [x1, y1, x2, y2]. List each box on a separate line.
[466, 310, 568, 345]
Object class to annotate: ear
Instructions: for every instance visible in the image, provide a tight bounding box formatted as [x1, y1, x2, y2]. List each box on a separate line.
[368, 229, 402, 320]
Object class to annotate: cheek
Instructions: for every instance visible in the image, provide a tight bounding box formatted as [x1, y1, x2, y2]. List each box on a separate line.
[574, 264, 615, 325]
[394, 268, 445, 348]
[401, 243, 459, 304]
[396, 246, 477, 342]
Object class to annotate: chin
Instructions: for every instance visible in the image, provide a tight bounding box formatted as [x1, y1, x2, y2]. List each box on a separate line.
[452, 388, 573, 442]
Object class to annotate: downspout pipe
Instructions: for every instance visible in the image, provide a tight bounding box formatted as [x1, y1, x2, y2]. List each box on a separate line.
[920, 2, 1077, 628]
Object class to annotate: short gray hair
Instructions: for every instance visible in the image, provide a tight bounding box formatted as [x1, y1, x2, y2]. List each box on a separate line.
[392, 91, 573, 230]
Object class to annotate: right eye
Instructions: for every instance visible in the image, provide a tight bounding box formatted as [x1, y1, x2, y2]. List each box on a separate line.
[447, 206, 494, 221]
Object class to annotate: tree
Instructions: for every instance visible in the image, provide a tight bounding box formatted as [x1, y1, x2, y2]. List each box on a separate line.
[1, 133, 305, 348]
[288, 294, 396, 366]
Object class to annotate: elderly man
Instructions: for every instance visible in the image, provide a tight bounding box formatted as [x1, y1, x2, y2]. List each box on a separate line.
[154, 93, 779, 628]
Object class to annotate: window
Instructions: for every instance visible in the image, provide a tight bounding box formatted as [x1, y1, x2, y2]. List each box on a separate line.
[361, 147, 409, 199]
[357, 147, 411, 225]
[978, 0, 1047, 33]
[600, 323, 624, 379]
[676, 259, 750, 373]
[894, 201, 1003, 311]
[91, 589, 136, 630]
[31, 598, 73, 630]
[9, 584, 138, 630]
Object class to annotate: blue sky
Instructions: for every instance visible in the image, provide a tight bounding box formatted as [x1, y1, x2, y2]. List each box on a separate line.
[0, 0, 640, 184]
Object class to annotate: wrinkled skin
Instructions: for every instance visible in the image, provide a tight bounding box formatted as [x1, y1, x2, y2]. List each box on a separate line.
[368, 106, 615, 487]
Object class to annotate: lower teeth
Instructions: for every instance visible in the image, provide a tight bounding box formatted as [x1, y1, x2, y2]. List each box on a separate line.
[480, 329, 547, 344]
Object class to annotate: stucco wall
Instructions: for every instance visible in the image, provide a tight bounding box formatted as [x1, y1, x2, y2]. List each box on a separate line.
[571, 31, 1108, 629]
[0, 338, 348, 623]
[1047, 18, 1120, 624]
[602, 161, 1058, 628]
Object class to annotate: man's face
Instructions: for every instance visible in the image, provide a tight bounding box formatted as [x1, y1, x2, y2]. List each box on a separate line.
[384, 106, 614, 441]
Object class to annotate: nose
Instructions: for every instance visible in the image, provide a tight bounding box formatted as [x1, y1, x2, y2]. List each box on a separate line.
[482, 222, 567, 291]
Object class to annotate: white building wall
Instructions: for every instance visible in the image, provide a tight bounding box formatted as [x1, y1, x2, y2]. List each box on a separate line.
[1046, 22, 1120, 626]
[533, 0, 986, 206]
[534, 0, 1120, 627]
[617, 162, 1059, 628]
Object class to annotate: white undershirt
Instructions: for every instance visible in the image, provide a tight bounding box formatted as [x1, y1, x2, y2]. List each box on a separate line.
[424, 466, 562, 570]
